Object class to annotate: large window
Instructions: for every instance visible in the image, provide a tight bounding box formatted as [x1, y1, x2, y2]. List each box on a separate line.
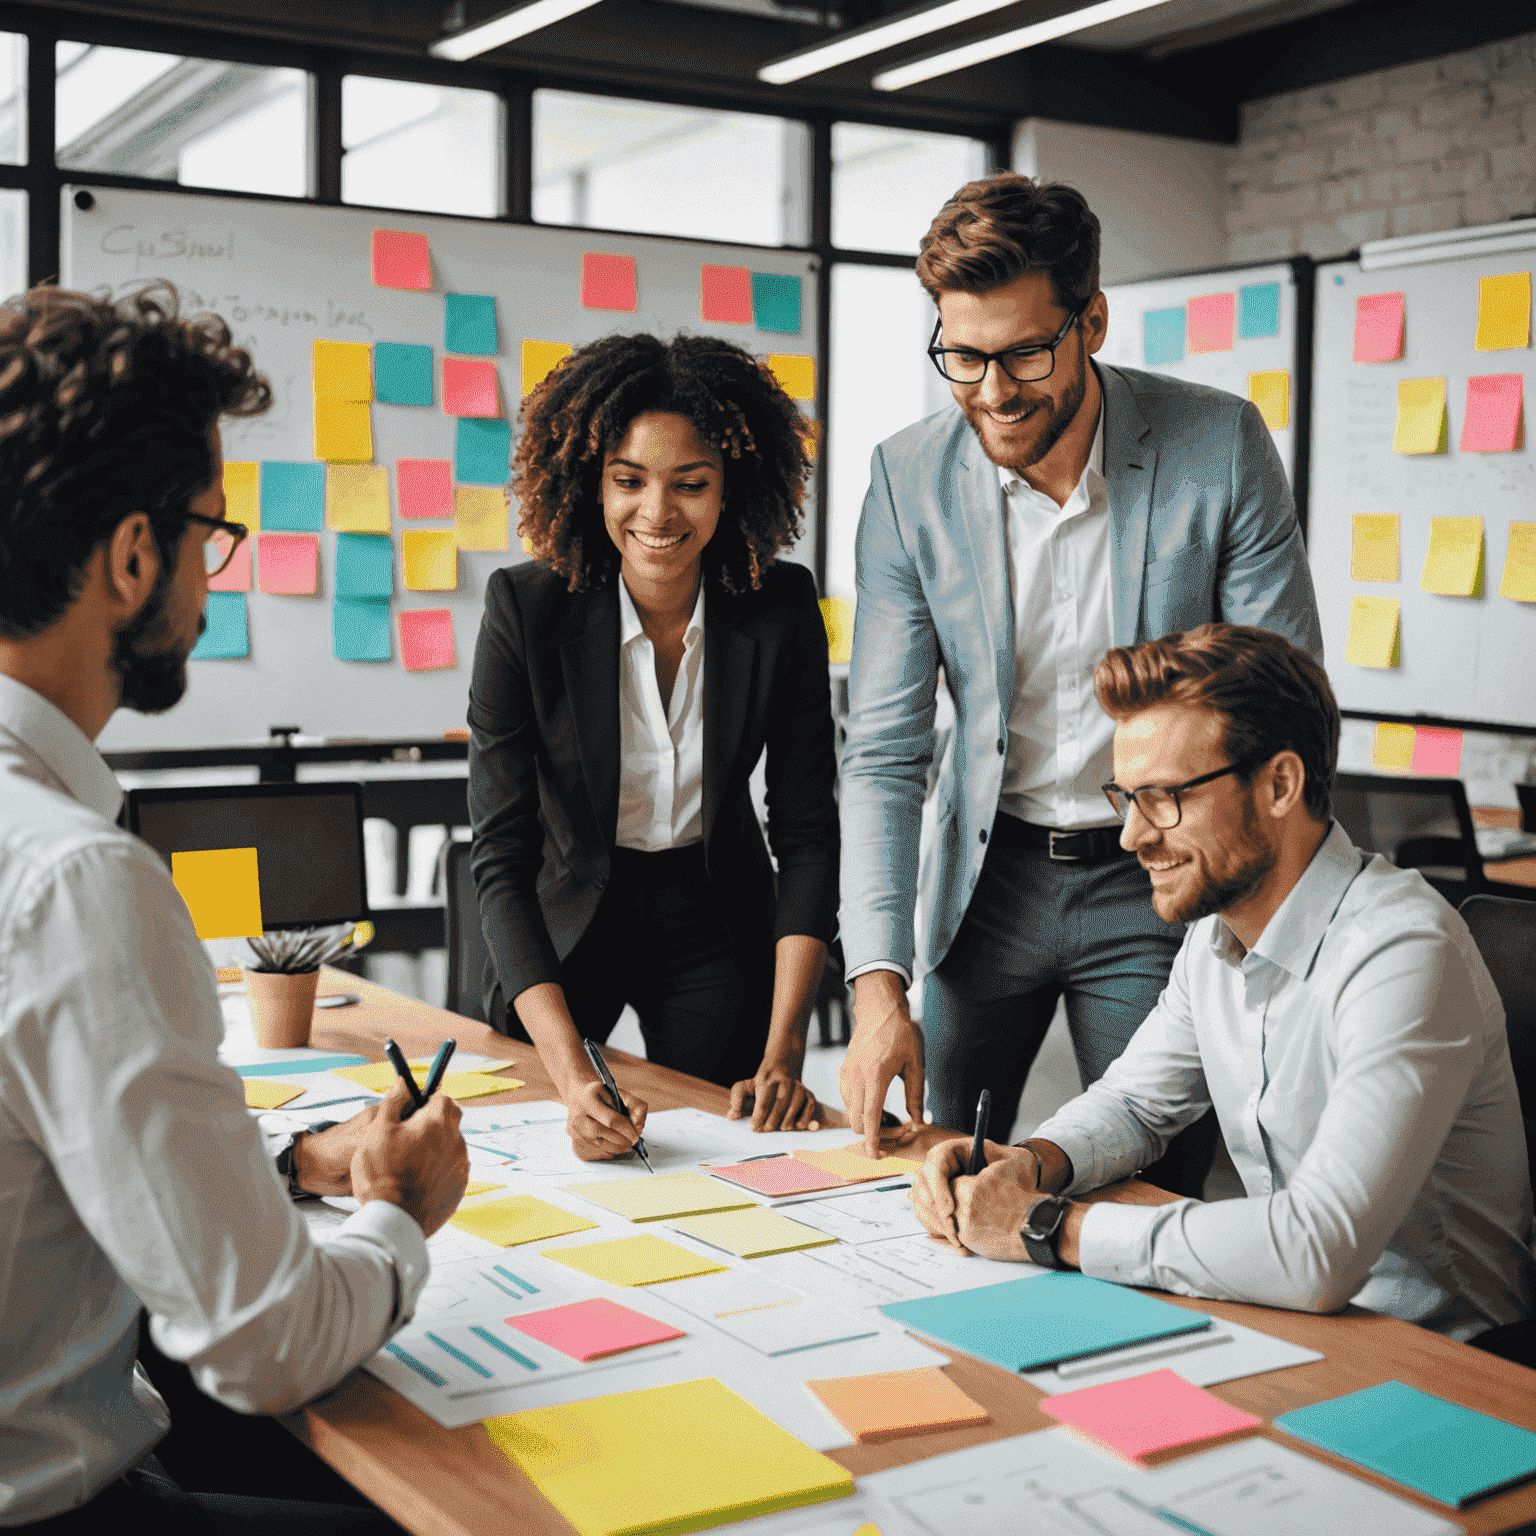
[831, 123, 989, 255]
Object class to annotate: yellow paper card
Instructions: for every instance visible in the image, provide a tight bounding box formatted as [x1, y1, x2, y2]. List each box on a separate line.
[171, 847, 264, 940]
[819, 596, 853, 664]
[462, 1181, 502, 1198]
[332, 1062, 521, 1098]
[1392, 377, 1447, 454]
[563, 1172, 754, 1223]
[326, 464, 391, 531]
[483, 1377, 854, 1536]
[669, 1207, 838, 1259]
[792, 1145, 922, 1183]
[313, 339, 373, 401]
[402, 529, 457, 590]
[223, 460, 260, 532]
[1350, 515, 1399, 583]
[454, 486, 509, 552]
[314, 400, 374, 463]
[1475, 271, 1531, 352]
[1247, 369, 1290, 430]
[1420, 516, 1484, 596]
[1372, 722, 1416, 770]
[449, 1195, 597, 1247]
[767, 353, 816, 402]
[521, 338, 573, 397]
[1499, 522, 1536, 602]
[407, 1056, 521, 1073]
[1344, 596, 1400, 668]
[542, 1233, 727, 1286]
[243, 1078, 305, 1110]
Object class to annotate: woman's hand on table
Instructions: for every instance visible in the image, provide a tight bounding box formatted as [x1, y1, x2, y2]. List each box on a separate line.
[728, 1061, 822, 1131]
[565, 1077, 649, 1162]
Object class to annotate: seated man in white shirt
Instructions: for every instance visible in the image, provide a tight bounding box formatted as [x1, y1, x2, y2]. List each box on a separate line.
[0, 284, 469, 1533]
[911, 623, 1535, 1339]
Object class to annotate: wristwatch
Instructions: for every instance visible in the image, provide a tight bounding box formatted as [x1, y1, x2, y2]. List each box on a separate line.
[1021, 1193, 1071, 1269]
[273, 1121, 338, 1200]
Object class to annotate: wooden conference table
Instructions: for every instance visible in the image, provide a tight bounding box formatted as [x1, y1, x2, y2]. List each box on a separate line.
[283, 969, 1536, 1536]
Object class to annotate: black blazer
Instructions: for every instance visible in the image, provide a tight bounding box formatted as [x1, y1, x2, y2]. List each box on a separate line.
[467, 558, 840, 1020]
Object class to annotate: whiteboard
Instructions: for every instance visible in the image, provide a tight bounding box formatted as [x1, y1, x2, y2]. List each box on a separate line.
[62, 185, 820, 750]
[1308, 231, 1536, 731]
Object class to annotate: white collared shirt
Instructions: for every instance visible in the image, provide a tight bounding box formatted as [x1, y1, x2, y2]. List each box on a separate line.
[615, 576, 706, 852]
[1037, 821, 1536, 1338]
[997, 406, 1119, 829]
[0, 674, 429, 1525]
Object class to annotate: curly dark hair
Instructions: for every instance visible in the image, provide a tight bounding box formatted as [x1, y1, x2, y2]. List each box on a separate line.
[512, 332, 812, 594]
[0, 281, 271, 639]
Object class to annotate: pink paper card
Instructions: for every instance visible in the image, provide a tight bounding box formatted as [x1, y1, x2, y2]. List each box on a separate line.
[371, 229, 431, 290]
[207, 536, 252, 592]
[582, 252, 638, 312]
[1041, 1369, 1261, 1463]
[704, 1159, 845, 1197]
[441, 357, 500, 418]
[1353, 291, 1405, 362]
[396, 458, 453, 520]
[1460, 373, 1523, 452]
[1410, 725, 1463, 776]
[700, 264, 752, 324]
[256, 533, 318, 595]
[506, 1297, 684, 1362]
[1186, 292, 1235, 353]
[397, 608, 455, 671]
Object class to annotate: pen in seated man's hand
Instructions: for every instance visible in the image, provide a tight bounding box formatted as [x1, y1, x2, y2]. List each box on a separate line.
[349, 1079, 470, 1237]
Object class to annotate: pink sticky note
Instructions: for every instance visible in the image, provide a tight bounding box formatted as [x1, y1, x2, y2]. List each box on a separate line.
[207, 536, 252, 593]
[1460, 373, 1523, 453]
[1041, 1369, 1261, 1463]
[442, 357, 500, 418]
[700, 264, 752, 324]
[704, 1159, 845, 1197]
[256, 533, 318, 595]
[371, 229, 431, 290]
[1353, 291, 1405, 362]
[1410, 726, 1463, 776]
[506, 1298, 685, 1362]
[1186, 292, 1235, 353]
[396, 458, 453, 519]
[582, 252, 638, 312]
[397, 608, 455, 671]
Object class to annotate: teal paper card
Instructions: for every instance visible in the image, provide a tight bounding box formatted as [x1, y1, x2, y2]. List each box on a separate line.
[1239, 281, 1282, 338]
[332, 597, 392, 662]
[1143, 307, 1185, 366]
[334, 532, 394, 598]
[374, 342, 433, 405]
[446, 293, 498, 355]
[191, 592, 248, 659]
[260, 461, 325, 531]
[752, 272, 801, 334]
[455, 417, 511, 485]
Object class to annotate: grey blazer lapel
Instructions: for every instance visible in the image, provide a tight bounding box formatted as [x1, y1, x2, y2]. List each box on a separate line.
[558, 584, 621, 848]
[952, 427, 1012, 712]
[1099, 363, 1157, 646]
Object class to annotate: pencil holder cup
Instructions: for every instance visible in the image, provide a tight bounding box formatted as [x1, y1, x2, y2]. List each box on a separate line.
[245, 968, 320, 1048]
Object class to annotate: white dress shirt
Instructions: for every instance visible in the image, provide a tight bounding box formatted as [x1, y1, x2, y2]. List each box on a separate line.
[1036, 821, 1535, 1338]
[0, 674, 429, 1526]
[615, 576, 706, 851]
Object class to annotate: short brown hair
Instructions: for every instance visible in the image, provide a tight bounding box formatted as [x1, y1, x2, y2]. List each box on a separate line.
[1094, 624, 1340, 824]
[916, 173, 1100, 312]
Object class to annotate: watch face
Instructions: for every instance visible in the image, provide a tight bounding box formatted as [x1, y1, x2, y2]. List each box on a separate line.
[1026, 1196, 1067, 1239]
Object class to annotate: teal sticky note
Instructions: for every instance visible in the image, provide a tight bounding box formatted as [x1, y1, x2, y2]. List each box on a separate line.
[1239, 281, 1282, 339]
[446, 293, 498, 355]
[752, 273, 802, 335]
[455, 417, 511, 485]
[333, 597, 392, 662]
[260, 462, 325, 531]
[334, 532, 394, 598]
[1276, 1381, 1536, 1508]
[191, 592, 248, 659]
[374, 342, 433, 406]
[1143, 307, 1185, 366]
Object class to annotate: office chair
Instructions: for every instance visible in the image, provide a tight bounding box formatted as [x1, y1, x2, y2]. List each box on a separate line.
[441, 838, 488, 1023]
[1334, 772, 1485, 904]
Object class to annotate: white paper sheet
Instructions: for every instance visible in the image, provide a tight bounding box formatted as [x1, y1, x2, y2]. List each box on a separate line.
[647, 1271, 879, 1357]
[783, 1186, 929, 1244]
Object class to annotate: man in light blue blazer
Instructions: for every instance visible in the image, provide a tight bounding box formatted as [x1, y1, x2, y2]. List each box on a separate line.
[839, 173, 1322, 1173]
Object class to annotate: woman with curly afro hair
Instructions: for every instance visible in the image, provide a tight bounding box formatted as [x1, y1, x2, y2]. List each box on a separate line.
[468, 333, 840, 1161]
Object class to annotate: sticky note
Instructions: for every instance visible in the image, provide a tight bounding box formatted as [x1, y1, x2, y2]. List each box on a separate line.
[1420, 516, 1484, 596]
[1460, 373, 1523, 452]
[333, 1060, 521, 1096]
[1392, 377, 1447, 454]
[455, 417, 511, 485]
[483, 1377, 855, 1536]
[461, 1182, 502, 1199]
[171, 847, 263, 940]
[1353, 291, 1404, 362]
[397, 608, 455, 671]
[396, 458, 453, 520]
[1186, 292, 1235, 353]
[256, 533, 318, 596]
[563, 1172, 754, 1224]
[767, 354, 815, 402]
[402, 529, 457, 591]
[1500, 523, 1536, 602]
[312, 339, 372, 402]
[701, 264, 752, 323]
[371, 228, 430, 290]
[223, 460, 259, 532]
[753, 272, 802, 334]
[1345, 595, 1400, 668]
[454, 486, 509, 552]
[445, 292, 499, 355]
[449, 1195, 598, 1248]
[542, 1233, 728, 1286]
[508, 1298, 685, 1362]
[260, 461, 324, 531]
[334, 532, 394, 599]
[521, 339, 572, 397]
[326, 464, 390, 532]
[792, 1145, 921, 1183]
[1351, 514, 1399, 582]
[190, 592, 248, 659]
[669, 1207, 838, 1259]
[1248, 369, 1290, 430]
[819, 596, 853, 665]
[207, 535, 251, 593]
[243, 1079, 305, 1110]
[1411, 726, 1463, 776]
[314, 400, 373, 463]
[1373, 722, 1416, 770]
[806, 1367, 988, 1443]
[374, 342, 433, 406]
[442, 357, 499, 418]
[435, 1071, 523, 1099]
[581, 251, 637, 311]
[704, 1158, 844, 1197]
[1142, 307, 1184, 366]
[1041, 1369, 1261, 1463]
[333, 597, 391, 662]
[1238, 281, 1281, 339]
[1475, 271, 1530, 352]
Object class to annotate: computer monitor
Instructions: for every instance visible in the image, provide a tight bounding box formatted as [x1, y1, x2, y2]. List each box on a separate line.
[125, 782, 368, 930]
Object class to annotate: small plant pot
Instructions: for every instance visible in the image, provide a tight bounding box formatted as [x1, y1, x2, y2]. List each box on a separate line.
[245, 968, 320, 1048]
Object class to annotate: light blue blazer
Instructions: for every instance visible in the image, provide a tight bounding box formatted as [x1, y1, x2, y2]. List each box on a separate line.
[839, 361, 1324, 982]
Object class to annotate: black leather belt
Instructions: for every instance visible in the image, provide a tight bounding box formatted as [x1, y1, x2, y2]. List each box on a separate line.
[992, 813, 1129, 863]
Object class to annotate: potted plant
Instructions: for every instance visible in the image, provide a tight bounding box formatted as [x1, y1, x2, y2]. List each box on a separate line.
[244, 924, 367, 1047]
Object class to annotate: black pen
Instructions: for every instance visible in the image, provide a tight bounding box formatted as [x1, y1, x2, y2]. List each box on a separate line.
[582, 1037, 653, 1172]
[403, 1039, 456, 1121]
[384, 1038, 428, 1114]
[966, 1088, 991, 1176]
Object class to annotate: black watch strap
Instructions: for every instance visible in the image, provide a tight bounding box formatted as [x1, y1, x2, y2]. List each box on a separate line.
[1021, 1193, 1070, 1269]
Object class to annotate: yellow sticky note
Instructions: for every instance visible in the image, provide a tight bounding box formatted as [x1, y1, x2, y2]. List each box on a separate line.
[792, 1145, 922, 1183]
[562, 1173, 754, 1224]
[542, 1233, 727, 1286]
[462, 1181, 502, 1198]
[1344, 595, 1400, 668]
[819, 596, 853, 665]
[407, 1056, 521, 1074]
[669, 1207, 837, 1259]
[1247, 369, 1290, 430]
[326, 464, 391, 531]
[1392, 377, 1447, 454]
[312, 339, 373, 402]
[449, 1195, 597, 1247]
[1475, 271, 1531, 352]
[333, 1062, 521, 1098]
[223, 461, 259, 532]
[402, 529, 458, 590]
[1499, 522, 1536, 602]
[521, 338, 573, 397]
[767, 353, 816, 402]
[1351, 515, 1399, 583]
[1372, 722, 1417, 770]
[454, 486, 509, 552]
[314, 400, 374, 463]
[484, 1377, 854, 1536]
[1420, 516, 1485, 596]
[171, 847, 264, 940]
[243, 1078, 305, 1110]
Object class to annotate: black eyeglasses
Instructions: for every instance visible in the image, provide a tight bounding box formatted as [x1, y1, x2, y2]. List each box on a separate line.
[927, 303, 1086, 386]
[1101, 758, 1263, 830]
[185, 511, 249, 578]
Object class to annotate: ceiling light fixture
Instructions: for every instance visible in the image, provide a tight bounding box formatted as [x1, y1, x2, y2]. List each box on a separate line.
[429, 0, 602, 60]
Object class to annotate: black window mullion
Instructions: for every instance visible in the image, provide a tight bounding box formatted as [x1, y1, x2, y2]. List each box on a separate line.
[809, 113, 832, 594]
[504, 73, 532, 224]
[314, 59, 342, 204]
[26, 21, 55, 286]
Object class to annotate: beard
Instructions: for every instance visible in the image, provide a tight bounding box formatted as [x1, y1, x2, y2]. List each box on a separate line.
[962, 348, 1088, 473]
[1150, 795, 1277, 925]
[110, 562, 200, 715]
